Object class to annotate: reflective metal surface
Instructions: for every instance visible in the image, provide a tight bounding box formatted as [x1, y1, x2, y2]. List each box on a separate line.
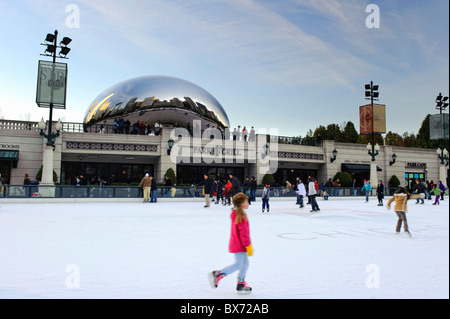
[83, 75, 230, 129]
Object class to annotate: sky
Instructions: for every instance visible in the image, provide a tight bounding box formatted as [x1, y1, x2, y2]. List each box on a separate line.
[0, 0, 448, 137]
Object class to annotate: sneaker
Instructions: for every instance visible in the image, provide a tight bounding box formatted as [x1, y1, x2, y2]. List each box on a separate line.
[204, 205, 210, 208]
[310, 209, 317, 213]
[208, 271, 224, 288]
[262, 209, 265, 213]
[236, 281, 252, 295]
[405, 230, 412, 237]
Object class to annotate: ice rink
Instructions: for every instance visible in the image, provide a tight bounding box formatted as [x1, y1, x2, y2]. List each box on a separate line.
[0, 197, 448, 299]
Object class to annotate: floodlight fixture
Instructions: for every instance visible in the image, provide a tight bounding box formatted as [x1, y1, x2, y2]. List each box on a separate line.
[45, 33, 55, 43]
[60, 37, 72, 46]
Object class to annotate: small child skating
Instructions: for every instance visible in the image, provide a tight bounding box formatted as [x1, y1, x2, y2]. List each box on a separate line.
[430, 184, 443, 205]
[209, 193, 253, 294]
[386, 187, 424, 237]
[262, 184, 270, 213]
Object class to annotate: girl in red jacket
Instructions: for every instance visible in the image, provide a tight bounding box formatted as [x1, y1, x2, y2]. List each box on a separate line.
[209, 193, 253, 294]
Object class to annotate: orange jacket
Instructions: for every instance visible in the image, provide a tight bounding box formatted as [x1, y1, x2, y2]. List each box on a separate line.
[387, 193, 424, 213]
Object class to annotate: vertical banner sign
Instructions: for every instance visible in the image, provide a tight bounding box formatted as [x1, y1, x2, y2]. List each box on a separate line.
[36, 60, 68, 109]
[430, 113, 450, 140]
[359, 104, 386, 134]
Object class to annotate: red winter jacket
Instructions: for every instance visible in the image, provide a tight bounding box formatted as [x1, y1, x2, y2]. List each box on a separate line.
[229, 210, 251, 253]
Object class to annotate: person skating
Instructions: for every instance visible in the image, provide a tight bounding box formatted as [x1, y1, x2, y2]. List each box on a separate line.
[430, 184, 443, 205]
[138, 173, 152, 202]
[386, 187, 424, 237]
[412, 179, 426, 205]
[308, 177, 320, 212]
[296, 180, 306, 208]
[361, 180, 372, 203]
[262, 183, 270, 213]
[209, 193, 253, 295]
[222, 180, 232, 206]
[198, 174, 213, 208]
[376, 180, 384, 206]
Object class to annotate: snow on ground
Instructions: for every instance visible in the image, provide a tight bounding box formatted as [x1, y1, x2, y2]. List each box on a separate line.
[0, 197, 448, 299]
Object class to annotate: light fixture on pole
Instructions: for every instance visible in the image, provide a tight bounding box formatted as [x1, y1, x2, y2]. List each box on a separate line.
[437, 148, 449, 166]
[436, 93, 449, 112]
[366, 143, 380, 161]
[262, 143, 270, 159]
[38, 117, 63, 148]
[36, 30, 72, 186]
[330, 149, 338, 163]
[167, 138, 174, 155]
[365, 81, 380, 162]
[389, 153, 397, 166]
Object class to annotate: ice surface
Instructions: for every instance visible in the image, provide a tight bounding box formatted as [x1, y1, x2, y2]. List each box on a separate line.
[0, 197, 448, 299]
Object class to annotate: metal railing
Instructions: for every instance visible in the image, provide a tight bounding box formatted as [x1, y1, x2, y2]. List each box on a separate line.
[0, 185, 417, 199]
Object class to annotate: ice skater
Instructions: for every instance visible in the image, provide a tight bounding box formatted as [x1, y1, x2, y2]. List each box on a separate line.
[296, 180, 306, 208]
[386, 187, 424, 237]
[262, 183, 270, 213]
[361, 180, 372, 203]
[376, 180, 384, 206]
[209, 193, 253, 294]
[308, 177, 320, 212]
[430, 184, 443, 205]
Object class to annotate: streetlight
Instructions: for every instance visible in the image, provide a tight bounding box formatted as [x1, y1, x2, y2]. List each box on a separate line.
[38, 117, 63, 148]
[37, 30, 72, 186]
[437, 148, 449, 166]
[330, 149, 338, 163]
[436, 93, 449, 112]
[389, 153, 397, 166]
[167, 138, 174, 155]
[365, 81, 380, 162]
[38, 30, 72, 148]
[366, 143, 380, 161]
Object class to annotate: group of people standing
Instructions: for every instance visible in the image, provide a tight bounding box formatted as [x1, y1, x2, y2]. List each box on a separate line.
[198, 173, 246, 208]
[107, 116, 163, 136]
[294, 177, 321, 212]
[138, 173, 158, 203]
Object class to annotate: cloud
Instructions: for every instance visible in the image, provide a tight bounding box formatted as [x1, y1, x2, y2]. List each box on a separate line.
[75, 0, 371, 90]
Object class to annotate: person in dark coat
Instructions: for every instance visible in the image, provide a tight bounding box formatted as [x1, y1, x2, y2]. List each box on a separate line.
[150, 176, 158, 203]
[198, 174, 213, 208]
[229, 173, 241, 197]
[250, 177, 257, 203]
[412, 179, 426, 204]
[376, 180, 384, 206]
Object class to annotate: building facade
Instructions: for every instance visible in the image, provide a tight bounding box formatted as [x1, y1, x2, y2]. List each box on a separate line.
[1, 119, 448, 192]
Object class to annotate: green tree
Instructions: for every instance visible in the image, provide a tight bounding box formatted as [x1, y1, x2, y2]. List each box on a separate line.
[385, 131, 404, 146]
[164, 167, 177, 185]
[341, 121, 359, 143]
[262, 174, 275, 186]
[389, 175, 401, 187]
[333, 171, 352, 187]
[416, 114, 440, 149]
[326, 123, 342, 141]
[402, 132, 418, 148]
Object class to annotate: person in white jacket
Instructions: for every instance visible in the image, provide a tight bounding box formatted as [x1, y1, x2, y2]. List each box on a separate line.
[308, 178, 320, 212]
[296, 181, 307, 208]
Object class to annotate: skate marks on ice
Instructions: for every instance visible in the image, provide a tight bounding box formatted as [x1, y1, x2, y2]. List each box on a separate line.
[276, 224, 448, 242]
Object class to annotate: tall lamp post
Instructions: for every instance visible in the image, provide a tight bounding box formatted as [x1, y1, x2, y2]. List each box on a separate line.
[36, 30, 72, 185]
[435, 93, 449, 185]
[365, 81, 380, 186]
